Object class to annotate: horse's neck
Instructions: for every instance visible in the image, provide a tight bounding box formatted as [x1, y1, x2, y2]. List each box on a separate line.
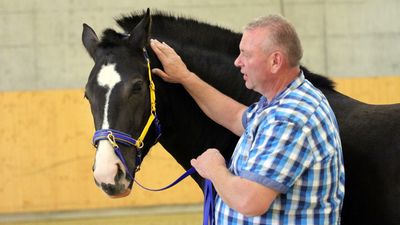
[150, 45, 258, 175]
[142, 15, 259, 185]
[173, 44, 260, 105]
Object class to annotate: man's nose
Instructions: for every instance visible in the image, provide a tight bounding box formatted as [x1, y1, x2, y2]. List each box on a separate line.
[234, 55, 242, 68]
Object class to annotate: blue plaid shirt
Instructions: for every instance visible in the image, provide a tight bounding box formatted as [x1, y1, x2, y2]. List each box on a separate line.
[215, 72, 345, 225]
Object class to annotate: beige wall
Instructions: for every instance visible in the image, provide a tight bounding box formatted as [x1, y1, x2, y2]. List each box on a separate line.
[0, 76, 399, 213]
[1, 0, 400, 92]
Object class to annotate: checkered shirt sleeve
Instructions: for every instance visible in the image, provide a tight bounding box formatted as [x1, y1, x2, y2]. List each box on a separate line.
[239, 119, 313, 193]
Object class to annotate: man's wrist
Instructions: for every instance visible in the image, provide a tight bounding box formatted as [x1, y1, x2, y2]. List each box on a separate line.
[179, 71, 196, 85]
[209, 164, 230, 183]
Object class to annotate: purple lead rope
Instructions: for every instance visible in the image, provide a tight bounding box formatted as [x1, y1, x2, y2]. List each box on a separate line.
[134, 167, 196, 191]
[203, 179, 215, 225]
[135, 167, 214, 225]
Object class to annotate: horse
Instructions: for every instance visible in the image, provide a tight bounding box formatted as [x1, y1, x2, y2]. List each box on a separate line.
[82, 9, 400, 225]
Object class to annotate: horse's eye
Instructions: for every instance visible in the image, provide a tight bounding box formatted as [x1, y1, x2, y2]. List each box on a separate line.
[132, 80, 144, 93]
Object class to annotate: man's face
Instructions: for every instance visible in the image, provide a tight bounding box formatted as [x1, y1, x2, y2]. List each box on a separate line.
[234, 28, 272, 93]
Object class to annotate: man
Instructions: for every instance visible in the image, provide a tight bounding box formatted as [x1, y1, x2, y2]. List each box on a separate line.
[151, 14, 345, 225]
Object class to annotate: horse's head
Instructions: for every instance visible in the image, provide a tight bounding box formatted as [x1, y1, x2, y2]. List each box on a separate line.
[82, 10, 156, 197]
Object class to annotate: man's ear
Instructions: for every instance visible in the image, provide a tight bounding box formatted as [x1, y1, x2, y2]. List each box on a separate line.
[82, 23, 99, 60]
[270, 51, 283, 74]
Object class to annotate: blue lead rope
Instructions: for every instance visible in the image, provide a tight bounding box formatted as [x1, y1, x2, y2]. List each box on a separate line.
[135, 167, 214, 225]
[203, 179, 215, 225]
[134, 167, 196, 191]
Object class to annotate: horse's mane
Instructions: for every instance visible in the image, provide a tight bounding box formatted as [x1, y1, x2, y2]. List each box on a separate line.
[301, 66, 336, 90]
[116, 10, 241, 57]
[99, 10, 336, 91]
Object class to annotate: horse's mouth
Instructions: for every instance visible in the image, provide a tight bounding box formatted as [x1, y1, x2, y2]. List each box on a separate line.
[99, 181, 131, 197]
[108, 188, 131, 198]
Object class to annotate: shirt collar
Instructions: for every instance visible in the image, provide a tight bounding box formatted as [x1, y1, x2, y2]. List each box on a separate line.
[258, 70, 305, 108]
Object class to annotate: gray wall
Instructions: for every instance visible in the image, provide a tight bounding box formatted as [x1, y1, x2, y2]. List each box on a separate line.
[1, 0, 399, 91]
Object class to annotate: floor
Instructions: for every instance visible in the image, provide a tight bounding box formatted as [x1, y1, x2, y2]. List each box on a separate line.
[1, 205, 203, 225]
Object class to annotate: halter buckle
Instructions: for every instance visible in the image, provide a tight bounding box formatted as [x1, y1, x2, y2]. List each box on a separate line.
[106, 132, 119, 149]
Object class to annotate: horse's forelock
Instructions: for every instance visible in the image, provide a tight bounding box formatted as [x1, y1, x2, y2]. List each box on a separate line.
[98, 29, 127, 48]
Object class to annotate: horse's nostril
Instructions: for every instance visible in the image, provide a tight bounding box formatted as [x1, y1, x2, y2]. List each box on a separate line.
[115, 163, 125, 181]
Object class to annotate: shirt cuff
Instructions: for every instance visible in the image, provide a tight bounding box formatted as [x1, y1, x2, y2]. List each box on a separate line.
[242, 110, 248, 128]
[238, 170, 289, 193]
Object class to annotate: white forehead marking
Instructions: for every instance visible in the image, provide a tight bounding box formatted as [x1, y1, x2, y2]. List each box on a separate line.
[97, 63, 121, 129]
[97, 64, 121, 87]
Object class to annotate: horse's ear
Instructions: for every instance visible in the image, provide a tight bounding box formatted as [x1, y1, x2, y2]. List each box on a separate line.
[82, 23, 99, 60]
[128, 8, 152, 49]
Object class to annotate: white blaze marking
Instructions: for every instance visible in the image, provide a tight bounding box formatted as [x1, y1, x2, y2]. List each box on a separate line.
[94, 64, 126, 186]
[97, 63, 121, 129]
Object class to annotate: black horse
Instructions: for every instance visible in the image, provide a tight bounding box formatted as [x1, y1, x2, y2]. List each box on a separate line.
[82, 9, 400, 225]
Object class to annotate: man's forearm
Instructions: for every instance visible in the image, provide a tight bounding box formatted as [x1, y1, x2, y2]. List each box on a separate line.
[209, 164, 278, 217]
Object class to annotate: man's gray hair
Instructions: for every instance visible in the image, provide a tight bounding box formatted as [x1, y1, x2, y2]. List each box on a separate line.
[245, 15, 303, 67]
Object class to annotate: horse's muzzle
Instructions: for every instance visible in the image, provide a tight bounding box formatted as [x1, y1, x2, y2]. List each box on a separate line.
[100, 181, 131, 198]
[96, 167, 132, 197]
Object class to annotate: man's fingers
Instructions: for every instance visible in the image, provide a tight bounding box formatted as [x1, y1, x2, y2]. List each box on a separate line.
[150, 39, 167, 59]
[150, 39, 188, 84]
[160, 41, 176, 53]
[151, 68, 168, 80]
[191, 159, 207, 178]
[151, 39, 176, 56]
[190, 159, 197, 167]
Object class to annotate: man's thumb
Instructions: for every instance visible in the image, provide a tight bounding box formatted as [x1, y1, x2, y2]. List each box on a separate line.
[152, 68, 167, 79]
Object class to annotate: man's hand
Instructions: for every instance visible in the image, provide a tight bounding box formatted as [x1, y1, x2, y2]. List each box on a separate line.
[150, 39, 192, 84]
[190, 148, 226, 181]
[192, 148, 279, 216]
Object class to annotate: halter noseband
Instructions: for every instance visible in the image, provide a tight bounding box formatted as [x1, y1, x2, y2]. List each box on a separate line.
[92, 48, 161, 178]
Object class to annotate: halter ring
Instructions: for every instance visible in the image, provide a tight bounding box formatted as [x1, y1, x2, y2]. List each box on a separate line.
[135, 139, 144, 149]
[107, 132, 119, 149]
